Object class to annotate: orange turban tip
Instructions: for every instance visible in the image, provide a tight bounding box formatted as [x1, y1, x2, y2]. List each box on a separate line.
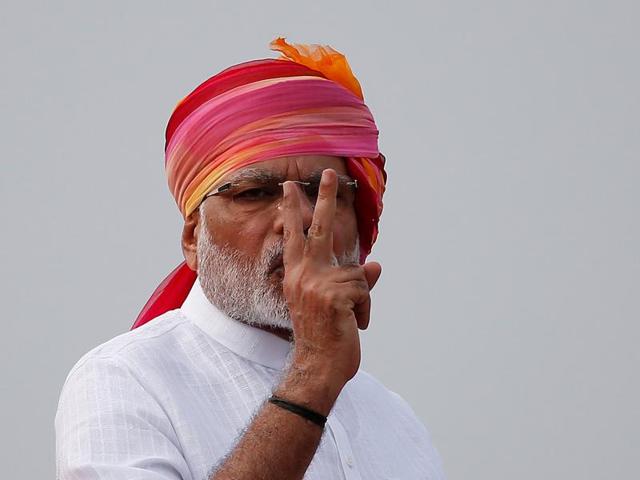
[270, 37, 364, 100]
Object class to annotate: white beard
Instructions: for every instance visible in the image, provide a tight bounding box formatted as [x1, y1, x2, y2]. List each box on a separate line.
[196, 220, 360, 331]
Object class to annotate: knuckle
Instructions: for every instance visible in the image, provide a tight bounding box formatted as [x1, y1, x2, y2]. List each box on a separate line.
[346, 264, 364, 274]
[358, 287, 371, 303]
[348, 279, 369, 299]
[355, 283, 369, 297]
[307, 223, 323, 239]
[317, 190, 331, 202]
[339, 264, 365, 279]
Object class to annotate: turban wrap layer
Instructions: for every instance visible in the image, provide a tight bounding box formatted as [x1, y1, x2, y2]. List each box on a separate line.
[133, 39, 387, 329]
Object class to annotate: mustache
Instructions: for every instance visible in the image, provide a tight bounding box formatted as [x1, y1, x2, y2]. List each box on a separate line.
[264, 242, 285, 274]
[263, 240, 360, 274]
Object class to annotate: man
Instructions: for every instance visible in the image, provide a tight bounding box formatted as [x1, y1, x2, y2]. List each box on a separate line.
[55, 38, 446, 479]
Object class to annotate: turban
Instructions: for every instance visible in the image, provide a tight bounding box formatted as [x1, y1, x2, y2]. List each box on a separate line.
[133, 38, 387, 329]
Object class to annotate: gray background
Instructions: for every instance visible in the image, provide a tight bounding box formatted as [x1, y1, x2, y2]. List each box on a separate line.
[1, 0, 638, 478]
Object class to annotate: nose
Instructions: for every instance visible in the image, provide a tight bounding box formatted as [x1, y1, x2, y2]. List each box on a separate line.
[273, 182, 314, 237]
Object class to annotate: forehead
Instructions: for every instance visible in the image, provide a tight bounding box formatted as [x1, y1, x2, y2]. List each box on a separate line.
[223, 155, 348, 183]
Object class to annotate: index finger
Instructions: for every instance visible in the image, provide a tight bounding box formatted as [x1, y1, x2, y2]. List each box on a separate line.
[281, 181, 305, 267]
[306, 168, 338, 260]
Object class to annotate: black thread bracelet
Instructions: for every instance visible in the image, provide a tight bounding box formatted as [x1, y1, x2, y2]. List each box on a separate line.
[268, 395, 327, 428]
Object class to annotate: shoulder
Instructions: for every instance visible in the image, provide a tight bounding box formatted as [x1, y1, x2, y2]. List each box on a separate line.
[55, 309, 203, 429]
[348, 369, 435, 436]
[349, 369, 417, 411]
[58, 310, 194, 395]
[55, 311, 195, 479]
[70, 309, 190, 363]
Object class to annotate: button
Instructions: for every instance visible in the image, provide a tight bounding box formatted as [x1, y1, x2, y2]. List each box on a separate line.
[346, 456, 354, 468]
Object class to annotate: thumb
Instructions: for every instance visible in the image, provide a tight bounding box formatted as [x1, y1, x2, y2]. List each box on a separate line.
[362, 261, 382, 291]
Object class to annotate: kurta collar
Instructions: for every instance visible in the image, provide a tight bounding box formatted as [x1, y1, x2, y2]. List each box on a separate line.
[180, 277, 292, 371]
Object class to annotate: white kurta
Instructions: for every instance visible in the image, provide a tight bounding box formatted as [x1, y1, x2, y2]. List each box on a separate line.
[55, 279, 446, 479]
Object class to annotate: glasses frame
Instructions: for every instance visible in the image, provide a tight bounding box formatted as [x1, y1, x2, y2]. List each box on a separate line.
[202, 178, 358, 202]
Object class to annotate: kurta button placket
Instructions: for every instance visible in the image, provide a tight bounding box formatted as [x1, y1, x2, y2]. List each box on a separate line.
[326, 415, 362, 480]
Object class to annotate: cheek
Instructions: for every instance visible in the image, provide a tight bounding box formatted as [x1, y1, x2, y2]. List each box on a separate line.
[208, 214, 273, 257]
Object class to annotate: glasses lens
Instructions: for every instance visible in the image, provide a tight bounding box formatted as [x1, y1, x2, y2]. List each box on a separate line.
[214, 178, 356, 214]
[300, 180, 356, 207]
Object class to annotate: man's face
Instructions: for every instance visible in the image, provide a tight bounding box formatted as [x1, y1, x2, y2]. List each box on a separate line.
[193, 155, 360, 330]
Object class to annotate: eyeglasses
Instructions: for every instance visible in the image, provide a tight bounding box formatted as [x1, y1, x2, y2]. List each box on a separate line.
[201, 177, 358, 215]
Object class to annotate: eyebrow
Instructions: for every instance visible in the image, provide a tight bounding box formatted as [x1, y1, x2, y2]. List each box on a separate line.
[222, 168, 277, 184]
[222, 167, 354, 185]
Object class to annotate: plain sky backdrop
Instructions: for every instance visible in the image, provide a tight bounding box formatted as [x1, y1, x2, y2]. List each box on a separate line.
[1, 1, 638, 478]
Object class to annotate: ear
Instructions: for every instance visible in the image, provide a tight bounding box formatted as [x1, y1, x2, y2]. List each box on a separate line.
[182, 209, 200, 271]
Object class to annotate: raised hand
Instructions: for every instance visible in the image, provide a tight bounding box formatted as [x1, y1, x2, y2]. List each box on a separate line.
[281, 169, 382, 407]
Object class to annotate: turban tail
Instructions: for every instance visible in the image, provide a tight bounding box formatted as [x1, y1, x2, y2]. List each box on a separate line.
[133, 39, 387, 329]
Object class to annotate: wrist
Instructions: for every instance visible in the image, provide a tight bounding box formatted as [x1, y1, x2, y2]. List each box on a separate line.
[277, 359, 344, 416]
[268, 395, 327, 428]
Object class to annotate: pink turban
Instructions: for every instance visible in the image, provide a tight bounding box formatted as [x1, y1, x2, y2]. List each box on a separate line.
[133, 38, 387, 329]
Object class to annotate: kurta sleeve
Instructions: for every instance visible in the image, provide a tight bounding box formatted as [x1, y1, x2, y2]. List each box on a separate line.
[388, 390, 447, 479]
[55, 355, 193, 480]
